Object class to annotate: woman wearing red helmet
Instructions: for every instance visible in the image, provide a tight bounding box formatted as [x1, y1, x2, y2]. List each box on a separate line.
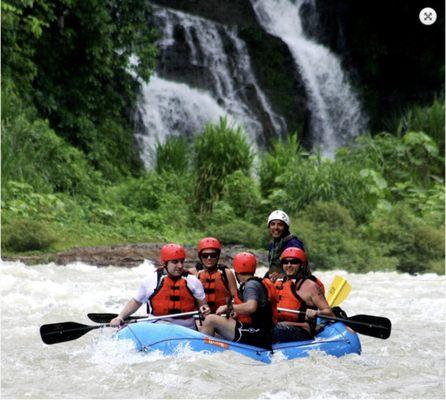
[110, 243, 210, 329]
[190, 237, 238, 313]
[273, 247, 334, 342]
[199, 252, 276, 349]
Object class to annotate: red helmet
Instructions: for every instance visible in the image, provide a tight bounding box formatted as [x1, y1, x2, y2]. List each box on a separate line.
[280, 247, 307, 265]
[198, 237, 221, 253]
[160, 243, 186, 263]
[233, 252, 257, 274]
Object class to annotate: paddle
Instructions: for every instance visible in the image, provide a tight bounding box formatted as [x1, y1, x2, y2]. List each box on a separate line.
[40, 311, 199, 345]
[327, 275, 351, 307]
[278, 307, 391, 339]
[87, 313, 146, 324]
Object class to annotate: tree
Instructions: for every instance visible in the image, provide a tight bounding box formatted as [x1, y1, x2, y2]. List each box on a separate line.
[2, 0, 159, 179]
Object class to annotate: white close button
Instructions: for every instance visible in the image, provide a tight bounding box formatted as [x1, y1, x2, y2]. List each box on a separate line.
[419, 7, 437, 25]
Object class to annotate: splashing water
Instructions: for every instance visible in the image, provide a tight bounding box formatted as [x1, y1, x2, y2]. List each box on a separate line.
[1, 260, 444, 399]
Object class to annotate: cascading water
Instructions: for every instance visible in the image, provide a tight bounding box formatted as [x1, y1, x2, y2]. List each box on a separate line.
[136, 6, 286, 166]
[135, 75, 230, 167]
[250, 0, 367, 156]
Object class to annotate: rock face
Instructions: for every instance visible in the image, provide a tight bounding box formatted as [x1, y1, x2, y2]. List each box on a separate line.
[2, 243, 269, 269]
[150, 0, 444, 144]
[150, 0, 308, 145]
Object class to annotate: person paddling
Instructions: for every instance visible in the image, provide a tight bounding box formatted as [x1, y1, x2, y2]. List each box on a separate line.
[110, 244, 210, 329]
[190, 237, 238, 314]
[266, 210, 305, 281]
[273, 247, 335, 342]
[199, 252, 276, 349]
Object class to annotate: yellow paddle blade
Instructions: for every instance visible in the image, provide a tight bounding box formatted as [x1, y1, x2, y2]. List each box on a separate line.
[326, 275, 351, 307]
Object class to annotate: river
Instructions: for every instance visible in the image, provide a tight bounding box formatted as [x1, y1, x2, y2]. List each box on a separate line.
[1, 260, 444, 399]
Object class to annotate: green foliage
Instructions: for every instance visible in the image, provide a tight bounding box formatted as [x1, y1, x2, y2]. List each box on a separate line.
[207, 201, 236, 226]
[108, 171, 193, 234]
[221, 170, 263, 222]
[113, 173, 168, 211]
[2, 0, 158, 179]
[193, 118, 254, 213]
[389, 97, 445, 153]
[2, 218, 57, 252]
[259, 133, 307, 197]
[209, 221, 265, 249]
[300, 201, 355, 230]
[1, 0, 48, 92]
[366, 204, 445, 274]
[155, 136, 191, 174]
[295, 201, 399, 272]
[1, 81, 104, 196]
[339, 131, 443, 188]
[261, 150, 381, 222]
[2, 181, 70, 221]
[390, 182, 445, 227]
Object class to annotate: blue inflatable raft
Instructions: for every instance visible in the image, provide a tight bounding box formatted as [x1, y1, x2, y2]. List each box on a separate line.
[116, 321, 361, 363]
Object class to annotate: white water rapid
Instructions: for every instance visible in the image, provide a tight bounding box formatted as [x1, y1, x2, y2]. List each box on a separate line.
[136, 7, 286, 166]
[1, 260, 444, 399]
[251, 0, 367, 156]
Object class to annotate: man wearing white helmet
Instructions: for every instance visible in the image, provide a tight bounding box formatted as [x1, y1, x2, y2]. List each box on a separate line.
[266, 210, 305, 281]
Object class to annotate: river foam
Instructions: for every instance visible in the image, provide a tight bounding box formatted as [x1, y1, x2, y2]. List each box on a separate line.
[1, 260, 444, 399]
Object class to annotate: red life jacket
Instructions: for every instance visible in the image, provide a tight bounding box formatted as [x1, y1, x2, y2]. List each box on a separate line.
[275, 275, 323, 322]
[234, 277, 277, 326]
[149, 269, 196, 316]
[197, 265, 230, 313]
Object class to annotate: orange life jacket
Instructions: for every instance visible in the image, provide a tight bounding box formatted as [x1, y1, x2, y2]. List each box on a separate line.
[197, 265, 230, 313]
[149, 269, 196, 316]
[275, 275, 323, 322]
[275, 278, 306, 322]
[234, 277, 277, 327]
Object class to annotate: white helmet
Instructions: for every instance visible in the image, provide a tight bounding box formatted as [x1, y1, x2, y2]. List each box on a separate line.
[267, 210, 290, 227]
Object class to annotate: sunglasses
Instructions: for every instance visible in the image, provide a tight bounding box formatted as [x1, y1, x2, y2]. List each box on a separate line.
[281, 259, 303, 266]
[201, 252, 219, 259]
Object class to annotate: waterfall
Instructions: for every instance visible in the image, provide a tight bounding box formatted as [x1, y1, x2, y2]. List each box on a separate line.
[250, 0, 367, 155]
[136, 6, 286, 166]
[135, 75, 230, 167]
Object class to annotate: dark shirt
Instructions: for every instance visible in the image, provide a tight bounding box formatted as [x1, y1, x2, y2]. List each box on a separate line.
[267, 234, 305, 276]
[243, 279, 267, 307]
[267, 236, 305, 254]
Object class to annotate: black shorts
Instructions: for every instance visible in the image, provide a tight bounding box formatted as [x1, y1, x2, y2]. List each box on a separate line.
[234, 320, 271, 349]
[272, 324, 313, 343]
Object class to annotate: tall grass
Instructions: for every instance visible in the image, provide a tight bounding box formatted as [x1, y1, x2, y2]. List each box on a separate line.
[384, 97, 445, 153]
[258, 133, 308, 198]
[155, 136, 191, 174]
[193, 117, 254, 213]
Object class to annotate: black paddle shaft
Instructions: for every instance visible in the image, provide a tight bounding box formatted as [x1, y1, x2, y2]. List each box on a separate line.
[87, 313, 145, 324]
[277, 307, 392, 339]
[40, 322, 107, 345]
[319, 314, 392, 339]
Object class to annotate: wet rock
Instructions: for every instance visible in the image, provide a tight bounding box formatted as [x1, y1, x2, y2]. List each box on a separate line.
[2, 243, 269, 268]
